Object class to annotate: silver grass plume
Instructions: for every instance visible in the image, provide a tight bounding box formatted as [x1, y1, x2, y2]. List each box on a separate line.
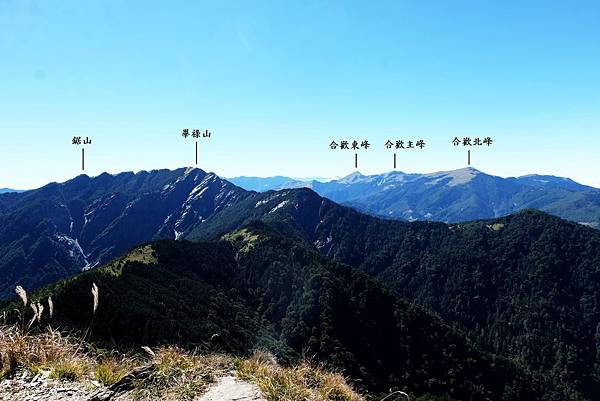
[27, 303, 38, 329]
[36, 302, 44, 322]
[141, 346, 155, 357]
[48, 296, 54, 319]
[15, 286, 27, 306]
[91, 283, 99, 314]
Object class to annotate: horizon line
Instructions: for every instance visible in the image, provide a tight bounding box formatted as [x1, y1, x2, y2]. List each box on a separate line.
[3, 165, 595, 192]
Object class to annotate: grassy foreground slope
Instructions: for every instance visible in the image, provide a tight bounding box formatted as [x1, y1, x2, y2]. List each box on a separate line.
[0, 322, 364, 401]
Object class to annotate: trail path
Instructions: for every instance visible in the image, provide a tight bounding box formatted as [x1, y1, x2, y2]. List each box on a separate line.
[0, 372, 266, 401]
[197, 375, 266, 401]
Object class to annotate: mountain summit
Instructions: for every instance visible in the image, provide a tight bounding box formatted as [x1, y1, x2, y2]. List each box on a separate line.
[230, 167, 600, 226]
[0, 167, 248, 298]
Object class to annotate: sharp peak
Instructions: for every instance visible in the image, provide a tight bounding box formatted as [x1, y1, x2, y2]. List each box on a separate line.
[336, 171, 370, 184]
[60, 173, 92, 184]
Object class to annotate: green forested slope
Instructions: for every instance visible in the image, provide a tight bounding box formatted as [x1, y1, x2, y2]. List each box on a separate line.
[22, 224, 542, 401]
[186, 189, 600, 400]
[309, 207, 600, 401]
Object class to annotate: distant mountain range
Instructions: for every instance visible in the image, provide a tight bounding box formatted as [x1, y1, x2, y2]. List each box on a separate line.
[228, 176, 332, 192]
[0, 188, 23, 194]
[2, 167, 600, 399]
[229, 168, 600, 228]
[3, 167, 600, 299]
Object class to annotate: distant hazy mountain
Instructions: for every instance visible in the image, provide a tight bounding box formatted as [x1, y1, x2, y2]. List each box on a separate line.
[231, 168, 600, 228]
[0, 188, 24, 193]
[228, 176, 309, 192]
[227, 175, 334, 192]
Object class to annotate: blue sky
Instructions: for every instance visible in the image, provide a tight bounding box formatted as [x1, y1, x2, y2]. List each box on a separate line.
[1, 0, 599, 189]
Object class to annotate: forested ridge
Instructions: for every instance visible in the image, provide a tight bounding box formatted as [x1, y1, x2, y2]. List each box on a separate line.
[12, 223, 544, 401]
[185, 188, 600, 400]
[309, 207, 600, 400]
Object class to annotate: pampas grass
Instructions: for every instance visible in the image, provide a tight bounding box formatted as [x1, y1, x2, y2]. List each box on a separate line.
[91, 283, 99, 314]
[141, 346, 155, 358]
[35, 303, 44, 322]
[1, 323, 373, 401]
[25, 302, 45, 330]
[2, 283, 376, 401]
[47, 297, 54, 319]
[14, 286, 27, 306]
[27, 304, 38, 329]
[0, 324, 92, 380]
[380, 390, 411, 401]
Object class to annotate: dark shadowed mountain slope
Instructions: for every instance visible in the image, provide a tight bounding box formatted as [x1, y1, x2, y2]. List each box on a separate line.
[230, 168, 600, 227]
[313, 208, 600, 400]
[0, 167, 248, 298]
[25, 226, 543, 401]
[186, 189, 600, 400]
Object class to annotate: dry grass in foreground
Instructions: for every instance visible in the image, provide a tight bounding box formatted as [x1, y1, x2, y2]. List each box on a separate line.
[0, 324, 93, 382]
[1, 284, 369, 400]
[0, 323, 366, 401]
[132, 346, 233, 401]
[236, 351, 364, 401]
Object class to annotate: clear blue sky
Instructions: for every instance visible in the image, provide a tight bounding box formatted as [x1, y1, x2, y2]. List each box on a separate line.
[1, 0, 599, 189]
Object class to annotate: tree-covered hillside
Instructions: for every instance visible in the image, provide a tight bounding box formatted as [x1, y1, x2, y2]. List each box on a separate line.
[186, 189, 600, 400]
[308, 207, 600, 401]
[19, 224, 543, 401]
